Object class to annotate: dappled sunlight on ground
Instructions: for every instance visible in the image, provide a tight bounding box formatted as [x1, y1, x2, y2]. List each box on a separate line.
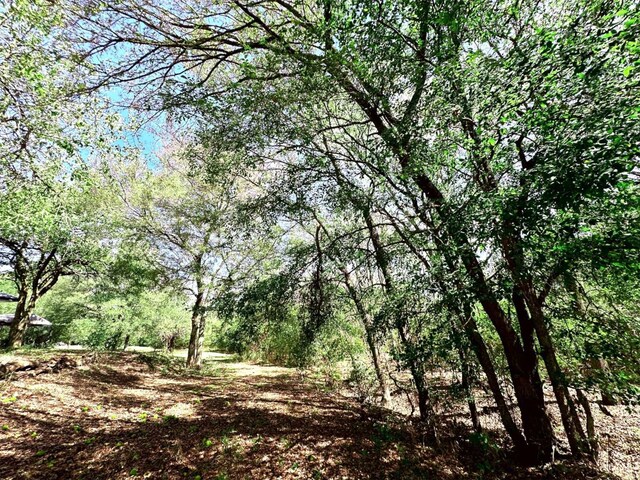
[0, 350, 634, 480]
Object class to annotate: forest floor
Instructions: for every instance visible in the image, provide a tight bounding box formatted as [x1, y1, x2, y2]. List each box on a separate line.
[0, 350, 637, 480]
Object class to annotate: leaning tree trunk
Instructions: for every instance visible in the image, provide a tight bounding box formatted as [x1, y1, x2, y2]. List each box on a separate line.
[6, 290, 36, 348]
[341, 268, 392, 406]
[383, 161, 555, 462]
[386, 213, 531, 452]
[326, 32, 556, 460]
[451, 318, 481, 432]
[480, 292, 554, 464]
[317, 209, 393, 407]
[523, 285, 593, 459]
[364, 328, 392, 407]
[458, 246, 554, 464]
[432, 218, 554, 463]
[400, 325, 437, 439]
[503, 228, 592, 458]
[363, 209, 437, 437]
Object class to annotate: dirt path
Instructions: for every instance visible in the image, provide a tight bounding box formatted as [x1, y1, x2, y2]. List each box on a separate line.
[0, 351, 634, 479]
[0, 352, 425, 480]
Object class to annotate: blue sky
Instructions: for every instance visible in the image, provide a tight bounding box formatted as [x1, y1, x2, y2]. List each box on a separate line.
[104, 86, 166, 168]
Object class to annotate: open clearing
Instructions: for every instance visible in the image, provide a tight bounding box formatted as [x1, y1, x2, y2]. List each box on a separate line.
[0, 351, 637, 480]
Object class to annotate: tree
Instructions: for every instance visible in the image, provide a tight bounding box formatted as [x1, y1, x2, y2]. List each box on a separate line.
[0, 0, 121, 347]
[0, 167, 111, 347]
[119, 148, 243, 367]
[70, 0, 640, 464]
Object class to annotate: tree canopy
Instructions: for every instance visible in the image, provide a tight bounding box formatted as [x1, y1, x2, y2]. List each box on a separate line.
[0, 0, 638, 471]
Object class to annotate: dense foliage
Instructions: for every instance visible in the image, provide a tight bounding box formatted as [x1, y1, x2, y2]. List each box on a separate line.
[0, 0, 638, 468]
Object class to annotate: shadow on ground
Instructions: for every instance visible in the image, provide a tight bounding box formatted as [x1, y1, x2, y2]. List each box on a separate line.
[0, 352, 625, 480]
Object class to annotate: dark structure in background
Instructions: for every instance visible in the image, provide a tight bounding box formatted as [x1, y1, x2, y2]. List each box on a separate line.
[0, 313, 52, 328]
[0, 292, 19, 302]
[0, 293, 52, 328]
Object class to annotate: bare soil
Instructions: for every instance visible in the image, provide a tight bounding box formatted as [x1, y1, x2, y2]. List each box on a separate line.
[0, 351, 637, 479]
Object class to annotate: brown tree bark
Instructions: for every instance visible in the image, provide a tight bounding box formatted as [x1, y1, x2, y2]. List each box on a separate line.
[384, 211, 530, 453]
[7, 290, 36, 348]
[187, 276, 206, 368]
[329, 64, 556, 459]
[5, 247, 62, 348]
[401, 191, 554, 462]
[455, 90, 591, 458]
[522, 284, 592, 458]
[393, 189, 554, 462]
[186, 313, 206, 368]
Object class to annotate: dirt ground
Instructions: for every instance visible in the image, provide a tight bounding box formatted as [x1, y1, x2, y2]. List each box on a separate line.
[0, 350, 637, 480]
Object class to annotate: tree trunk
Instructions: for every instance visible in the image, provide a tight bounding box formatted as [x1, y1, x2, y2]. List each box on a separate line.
[523, 287, 592, 458]
[462, 316, 531, 452]
[434, 235, 552, 463]
[386, 212, 531, 452]
[499, 214, 591, 458]
[391, 316, 438, 440]
[187, 270, 207, 368]
[386, 169, 555, 462]
[440, 232, 552, 464]
[386, 196, 553, 462]
[338, 133, 552, 459]
[365, 329, 392, 407]
[363, 209, 437, 436]
[341, 268, 391, 406]
[481, 296, 554, 464]
[328, 37, 559, 461]
[408, 345, 438, 441]
[459, 355, 480, 433]
[6, 290, 35, 348]
[312, 210, 393, 407]
[576, 389, 599, 458]
[186, 312, 206, 368]
[452, 321, 481, 432]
